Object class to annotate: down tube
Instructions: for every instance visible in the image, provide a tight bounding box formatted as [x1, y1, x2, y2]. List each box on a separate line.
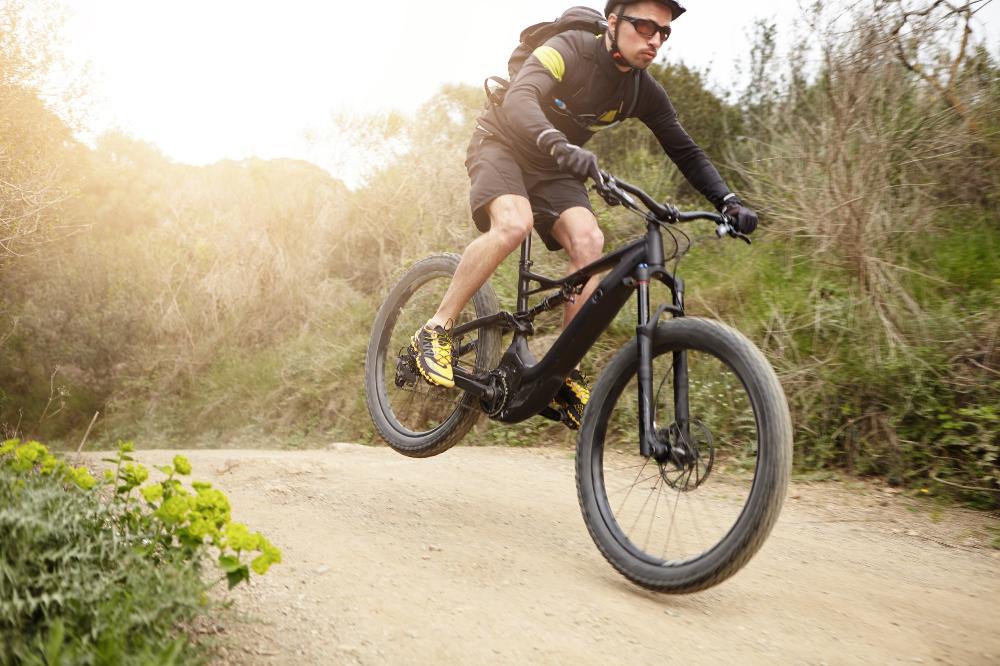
[524, 243, 646, 384]
[497, 244, 646, 423]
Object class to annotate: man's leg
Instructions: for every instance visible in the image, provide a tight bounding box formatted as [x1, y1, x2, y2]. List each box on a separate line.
[428, 194, 534, 327]
[543, 206, 603, 428]
[550, 206, 605, 329]
[411, 194, 533, 388]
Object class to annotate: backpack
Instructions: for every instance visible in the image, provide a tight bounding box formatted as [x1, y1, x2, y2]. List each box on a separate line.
[484, 5, 640, 125]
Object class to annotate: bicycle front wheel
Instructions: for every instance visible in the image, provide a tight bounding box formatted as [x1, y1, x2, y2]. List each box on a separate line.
[576, 317, 792, 593]
[364, 253, 502, 458]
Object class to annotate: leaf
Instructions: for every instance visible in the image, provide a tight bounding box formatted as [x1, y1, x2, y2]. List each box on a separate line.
[161, 638, 185, 665]
[226, 565, 250, 589]
[43, 617, 65, 664]
[217, 554, 241, 573]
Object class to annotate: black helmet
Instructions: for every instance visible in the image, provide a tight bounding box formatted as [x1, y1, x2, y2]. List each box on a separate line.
[604, 1, 687, 20]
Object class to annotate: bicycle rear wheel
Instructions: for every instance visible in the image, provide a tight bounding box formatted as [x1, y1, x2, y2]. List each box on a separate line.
[576, 317, 792, 593]
[364, 253, 502, 457]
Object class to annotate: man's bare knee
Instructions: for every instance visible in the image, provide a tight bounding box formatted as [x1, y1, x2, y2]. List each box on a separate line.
[487, 196, 533, 250]
[554, 208, 604, 265]
[571, 226, 604, 264]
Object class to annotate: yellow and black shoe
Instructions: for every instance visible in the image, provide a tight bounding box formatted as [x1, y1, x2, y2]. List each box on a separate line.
[551, 369, 590, 430]
[410, 324, 455, 388]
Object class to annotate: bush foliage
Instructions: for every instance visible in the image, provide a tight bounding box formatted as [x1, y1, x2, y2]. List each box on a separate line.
[0, 439, 281, 663]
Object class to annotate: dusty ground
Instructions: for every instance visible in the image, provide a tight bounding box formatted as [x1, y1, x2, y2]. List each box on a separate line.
[110, 446, 999, 665]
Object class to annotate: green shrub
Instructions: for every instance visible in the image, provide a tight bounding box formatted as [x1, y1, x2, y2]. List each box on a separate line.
[0, 439, 282, 663]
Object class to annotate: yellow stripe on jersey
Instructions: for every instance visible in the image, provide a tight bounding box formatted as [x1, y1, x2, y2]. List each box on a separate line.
[598, 109, 618, 123]
[532, 46, 566, 82]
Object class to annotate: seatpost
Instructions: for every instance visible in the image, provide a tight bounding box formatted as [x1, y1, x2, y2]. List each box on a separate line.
[517, 235, 532, 313]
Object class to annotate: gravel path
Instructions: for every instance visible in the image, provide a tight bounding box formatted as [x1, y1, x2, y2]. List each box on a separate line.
[115, 446, 999, 665]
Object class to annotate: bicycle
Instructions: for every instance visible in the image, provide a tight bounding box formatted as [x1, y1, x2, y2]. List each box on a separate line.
[364, 172, 793, 593]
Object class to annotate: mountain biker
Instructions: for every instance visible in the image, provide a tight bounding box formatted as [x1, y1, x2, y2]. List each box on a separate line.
[411, 0, 758, 428]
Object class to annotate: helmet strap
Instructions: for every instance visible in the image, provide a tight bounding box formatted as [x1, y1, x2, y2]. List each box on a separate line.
[609, 7, 632, 68]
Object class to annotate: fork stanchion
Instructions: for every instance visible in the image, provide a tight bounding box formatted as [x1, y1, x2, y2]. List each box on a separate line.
[635, 262, 658, 459]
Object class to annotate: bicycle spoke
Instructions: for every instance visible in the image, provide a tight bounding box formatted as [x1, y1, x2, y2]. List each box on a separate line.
[662, 482, 683, 559]
[609, 470, 661, 501]
[626, 473, 661, 536]
[642, 475, 665, 552]
[605, 459, 652, 473]
[614, 459, 652, 515]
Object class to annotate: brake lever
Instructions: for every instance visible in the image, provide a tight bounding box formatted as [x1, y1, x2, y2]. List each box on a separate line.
[593, 182, 621, 207]
[715, 222, 753, 245]
[594, 178, 638, 209]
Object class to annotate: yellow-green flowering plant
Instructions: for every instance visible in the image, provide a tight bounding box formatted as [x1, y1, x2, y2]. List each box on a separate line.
[2, 439, 281, 590]
[102, 442, 282, 588]
[1, 438, 97, 490]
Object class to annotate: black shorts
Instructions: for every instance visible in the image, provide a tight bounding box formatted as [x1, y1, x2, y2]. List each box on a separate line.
[465, 130, 593, 251]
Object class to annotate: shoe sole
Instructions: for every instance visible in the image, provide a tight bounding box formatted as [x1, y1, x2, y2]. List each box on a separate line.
[415, 363, 455, 389]
[410, 342, 455, 388]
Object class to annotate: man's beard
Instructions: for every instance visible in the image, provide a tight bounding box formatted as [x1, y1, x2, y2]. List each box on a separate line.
[624, 51, 654, 70]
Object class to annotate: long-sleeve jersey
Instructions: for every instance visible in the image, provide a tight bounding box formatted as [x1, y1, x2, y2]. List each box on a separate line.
[477, 29, 732, 208]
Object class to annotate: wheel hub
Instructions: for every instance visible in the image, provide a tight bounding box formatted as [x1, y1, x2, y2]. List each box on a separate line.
[654, 421, 715, 491]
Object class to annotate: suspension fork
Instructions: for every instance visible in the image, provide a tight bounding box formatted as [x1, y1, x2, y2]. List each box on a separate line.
[671, 278, 690, 447]
[636, 263, 658, 458]
[636, 267, 689, 460]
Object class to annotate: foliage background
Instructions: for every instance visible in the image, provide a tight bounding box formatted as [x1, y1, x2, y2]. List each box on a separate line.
[0, 1, 997, 504]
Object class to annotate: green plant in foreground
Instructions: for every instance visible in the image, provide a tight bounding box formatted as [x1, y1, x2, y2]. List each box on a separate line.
[101, 441, 282, 587]
[0, 438, 282, 663]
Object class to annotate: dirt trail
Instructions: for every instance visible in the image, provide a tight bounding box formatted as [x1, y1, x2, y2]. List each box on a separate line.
[116, 446, 999, 665]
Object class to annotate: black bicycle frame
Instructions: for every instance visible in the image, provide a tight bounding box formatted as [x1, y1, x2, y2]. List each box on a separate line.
[451, 218, 687, 458]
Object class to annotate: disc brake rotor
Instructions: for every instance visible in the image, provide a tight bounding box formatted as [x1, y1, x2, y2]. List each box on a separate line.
[657, 419, 715, 491]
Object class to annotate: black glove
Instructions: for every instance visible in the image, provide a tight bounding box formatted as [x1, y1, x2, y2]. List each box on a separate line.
[720, 196, 758, 235]
[550, 141, 603, 185]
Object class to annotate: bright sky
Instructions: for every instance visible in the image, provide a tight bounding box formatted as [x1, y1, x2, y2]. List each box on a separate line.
[56, 0, 999, 186]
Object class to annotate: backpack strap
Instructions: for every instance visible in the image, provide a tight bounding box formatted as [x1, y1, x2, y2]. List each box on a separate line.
[484, 76, 510, 107]
[623, 70, 641, 120]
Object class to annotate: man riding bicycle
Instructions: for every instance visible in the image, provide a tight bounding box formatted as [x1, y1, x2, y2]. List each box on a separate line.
[411, 0, 758, 429]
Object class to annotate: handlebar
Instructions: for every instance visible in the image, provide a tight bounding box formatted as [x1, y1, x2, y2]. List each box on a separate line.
[594, 170, 752, 245]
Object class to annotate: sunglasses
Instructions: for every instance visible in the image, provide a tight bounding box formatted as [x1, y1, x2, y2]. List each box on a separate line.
[620, 15, 672, 42]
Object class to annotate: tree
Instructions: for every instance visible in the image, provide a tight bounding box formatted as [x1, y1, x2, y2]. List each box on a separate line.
[874, 0, 993, 141]
[0, 0, 81, 259]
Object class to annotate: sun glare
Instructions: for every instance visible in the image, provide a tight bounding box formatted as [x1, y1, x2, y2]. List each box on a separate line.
[56, 0, 1000, 185]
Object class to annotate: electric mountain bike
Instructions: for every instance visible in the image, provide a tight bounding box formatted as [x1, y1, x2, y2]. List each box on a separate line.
[364, 172, 792, 593]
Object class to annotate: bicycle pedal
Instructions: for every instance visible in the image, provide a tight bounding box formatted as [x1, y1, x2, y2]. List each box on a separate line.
[539, 404, 580, 430]
[539, 405, 564, 423]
